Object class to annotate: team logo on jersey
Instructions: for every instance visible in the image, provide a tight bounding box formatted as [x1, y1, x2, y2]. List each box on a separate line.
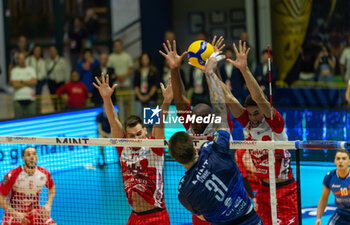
[2, 177, 8, 185]
[144, 106, 161, 125]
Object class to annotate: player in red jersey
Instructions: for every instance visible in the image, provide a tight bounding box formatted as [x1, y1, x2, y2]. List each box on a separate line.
[93, 73, 172, 225]
[219, 40, 298, 225]
[0, 147, 56, 225]
[160, 37, 241, 225]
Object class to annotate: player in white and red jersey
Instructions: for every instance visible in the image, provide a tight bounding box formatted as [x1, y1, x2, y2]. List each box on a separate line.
[159, 37, 240, 225]
[219, 40, 298, 225]
[0, 147, 56, 225]
[93, 73, 171, 225]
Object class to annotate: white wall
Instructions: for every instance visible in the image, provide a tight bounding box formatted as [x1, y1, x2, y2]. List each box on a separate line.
[0, 0, 6, 91]
[257, 0, 272, 57]
[110, 0, 141, 59]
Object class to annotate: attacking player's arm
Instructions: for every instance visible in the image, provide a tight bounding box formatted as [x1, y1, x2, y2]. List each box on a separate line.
[204, 56, 230, 133]
[315, 186, 331, 225]
[159, 40, 189, 112]
[152, 76, 173, 139]
[93, 73, 123, 138]
[228, 40, 271, 118]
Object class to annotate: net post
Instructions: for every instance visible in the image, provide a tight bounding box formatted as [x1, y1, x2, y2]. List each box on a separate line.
[296, 148, 302, 225]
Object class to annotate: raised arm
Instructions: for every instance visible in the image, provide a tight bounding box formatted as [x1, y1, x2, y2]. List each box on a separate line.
[228, 41, 271, 118]
[203, 55, 230, 133]
[159, 40, 188, 111]
[93, 73, 124, 138]
[152, 76, 173, 139]
[315, 185, 330, 225]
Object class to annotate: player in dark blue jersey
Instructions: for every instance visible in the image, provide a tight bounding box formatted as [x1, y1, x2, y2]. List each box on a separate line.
[316, 150, 350, 225]
[169, 55, 262, 225]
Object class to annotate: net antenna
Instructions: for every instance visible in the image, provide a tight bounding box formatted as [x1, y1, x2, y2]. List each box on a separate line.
[267, 45, 278, 225]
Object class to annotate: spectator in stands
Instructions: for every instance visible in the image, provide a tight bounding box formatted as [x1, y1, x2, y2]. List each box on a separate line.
[254, 49, 278, 96]
[84, 8, 100, 47]
[68, 17, 87, 69]
[346, 79, 350, 107]
[197, 30, 209, 41]
[10, 52, 37, 118]
[340, 36, 350, 82]
[107, 39, 134, 123]
[46, 45, 70, 111]
[8, 35, 29, 74]
[92, 53, 116, 107]
[299, 45, 316, 82]
[314, 44, 336, 84]
[96, 105, 111, 168]
[240, 31, 256, 71]
[56, 70, 88, 110]
[26, 44, 46, 95]
[220, 47, 245, 104]
[77, 48, 100, 92]
[134, 53, 159, 115]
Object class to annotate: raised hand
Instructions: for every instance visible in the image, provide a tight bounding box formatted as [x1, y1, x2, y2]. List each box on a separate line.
[211, 35, 225, 52]
[159, 40, 187, 70]
[227, 40, 250, 72]
[160, 75, 173, 103]
[93, 73, 118, 99]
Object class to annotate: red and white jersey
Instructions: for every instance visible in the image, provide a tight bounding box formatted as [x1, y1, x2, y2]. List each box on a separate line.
[0, 166, 54, 213]
[236, 108, 293, 180]
[116, 136, 165, 208]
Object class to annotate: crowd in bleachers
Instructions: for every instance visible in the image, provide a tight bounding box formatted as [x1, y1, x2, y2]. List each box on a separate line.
[6, 8, 350, 120]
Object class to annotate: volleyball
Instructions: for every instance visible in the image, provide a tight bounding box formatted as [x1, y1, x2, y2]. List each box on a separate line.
[187, 40, 214, 68]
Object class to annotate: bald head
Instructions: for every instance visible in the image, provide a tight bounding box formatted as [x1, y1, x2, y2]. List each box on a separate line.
[190, 104, 212, 134]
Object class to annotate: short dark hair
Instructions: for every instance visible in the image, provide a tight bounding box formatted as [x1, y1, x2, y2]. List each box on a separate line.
[125, 115, 143, 129]
[83, 48, 92, 55]
[335, 149, 350, 158]
[113, 39, 123, 45]
[244, 95, 257, 107]
[169, 132, 195, 164]
[244, 94, 268, 107]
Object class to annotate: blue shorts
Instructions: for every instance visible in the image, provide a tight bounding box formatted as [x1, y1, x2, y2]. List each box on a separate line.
[328, 212, 350, 225]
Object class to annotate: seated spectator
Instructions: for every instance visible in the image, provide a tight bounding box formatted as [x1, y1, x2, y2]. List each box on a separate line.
[77, 48, 100, 92]
[314, 44, 336, 83]
[299, 45, 316, 81]
[9, 35, 29, 74]
[46, 45, 70, 111]
[340, 36, 350, 83]
[84, 8, 100, 47]
[346, 79, 350, 107]
[220, 47, 245, 104]
[254, 49, 278, 96]
[26, 44, 46, 95]
[134, 53, 159, 114]
[91, 53, 116, 107]
[10, 53, 37, 118]
[56, 70, 88, 110]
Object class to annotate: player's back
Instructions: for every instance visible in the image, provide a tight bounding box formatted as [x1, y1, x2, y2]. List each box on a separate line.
[178, 130, 252, 224]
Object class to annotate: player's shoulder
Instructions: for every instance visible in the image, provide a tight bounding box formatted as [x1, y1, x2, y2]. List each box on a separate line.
[7, 166, 23, 176]
[36, 166, 51, 176]
[326, 169, 337, 178]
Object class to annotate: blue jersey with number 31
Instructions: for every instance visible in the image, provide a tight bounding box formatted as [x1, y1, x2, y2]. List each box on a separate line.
[178, 130, 252, 224]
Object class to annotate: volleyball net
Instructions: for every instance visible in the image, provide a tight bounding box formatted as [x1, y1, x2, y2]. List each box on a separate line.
[0, 137, 348, 225]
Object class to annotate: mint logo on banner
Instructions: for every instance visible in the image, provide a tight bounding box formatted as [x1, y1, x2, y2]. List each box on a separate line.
[143, 106, 161, 125]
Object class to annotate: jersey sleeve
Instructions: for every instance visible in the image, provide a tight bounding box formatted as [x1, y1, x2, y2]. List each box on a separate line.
[212, 130, 231, 154]
[264, 108, 285, 134]
[235, 108, 249, 128]
[0, 168, 21, 196]
[45, 172, 54, 189]
[323, 171, 333, 189]
[149, 135, 164, 156]
[177, 102, 192, 131]
[227, 110, 234, 132]
[235, 149, 247, 177]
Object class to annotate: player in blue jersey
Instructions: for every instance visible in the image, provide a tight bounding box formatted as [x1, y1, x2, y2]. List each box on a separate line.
[168, 55, 262, 224]
[316, 149, 350, 225]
